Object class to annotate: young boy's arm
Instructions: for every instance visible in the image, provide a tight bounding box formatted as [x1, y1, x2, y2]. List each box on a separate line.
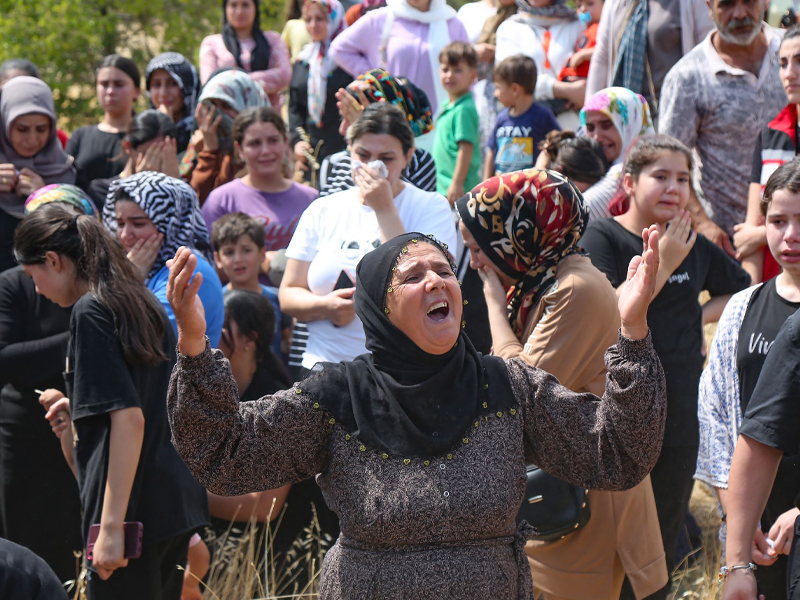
[447, 141, 474, 206]
[484, 149, 496, 180]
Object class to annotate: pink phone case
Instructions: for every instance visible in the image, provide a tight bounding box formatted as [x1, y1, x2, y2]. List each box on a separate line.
[87, 522, 143, 561]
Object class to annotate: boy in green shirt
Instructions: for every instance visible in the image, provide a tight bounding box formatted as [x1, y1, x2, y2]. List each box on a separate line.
[433, 41, 482, 206]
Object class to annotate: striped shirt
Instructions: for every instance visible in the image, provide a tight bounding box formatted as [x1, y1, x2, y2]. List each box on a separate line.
[318, 148, 437, 198]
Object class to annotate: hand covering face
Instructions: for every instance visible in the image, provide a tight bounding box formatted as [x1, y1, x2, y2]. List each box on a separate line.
[102, 171, 213, 284]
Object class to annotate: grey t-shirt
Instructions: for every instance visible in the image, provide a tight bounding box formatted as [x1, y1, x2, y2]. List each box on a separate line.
[647, 0, 683, 100]
[659, 26, 786, 235]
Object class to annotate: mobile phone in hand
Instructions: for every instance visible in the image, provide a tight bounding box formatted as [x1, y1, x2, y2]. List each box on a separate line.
[87, 522, 143, 561]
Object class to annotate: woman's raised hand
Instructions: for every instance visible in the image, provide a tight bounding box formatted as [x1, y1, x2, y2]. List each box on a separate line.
[618, 225, 660, 340]
[167, 247, 207, 356]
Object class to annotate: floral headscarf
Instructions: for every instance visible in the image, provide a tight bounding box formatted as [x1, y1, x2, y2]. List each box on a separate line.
[580, 87, 654, 166]
[25, 184, 97, 217]
[298, 0, 346, 127]
[456, 169, 588, 337]
[102, 171, 213, 284]
[348, 69, 434, 137]
[145, 52, 201, 153]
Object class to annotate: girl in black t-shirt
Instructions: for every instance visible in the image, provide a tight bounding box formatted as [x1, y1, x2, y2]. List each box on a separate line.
[697, 159, 800, 598]
[12, 205, 208, 600]
[66, 55, 141, 193]
[581, 134, 751, 594]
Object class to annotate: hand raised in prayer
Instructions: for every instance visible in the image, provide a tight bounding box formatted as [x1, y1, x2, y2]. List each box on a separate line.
[617, 225, 659, 341]
[167, 247, 207, 357]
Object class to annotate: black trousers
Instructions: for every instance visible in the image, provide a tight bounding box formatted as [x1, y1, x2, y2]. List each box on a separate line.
[620, 445, 699, 600]
[86, 531, 192, 600]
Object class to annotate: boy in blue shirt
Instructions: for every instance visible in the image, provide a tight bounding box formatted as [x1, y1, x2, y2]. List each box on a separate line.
[433, 41, 482, 205]
[486, 55, 561, 178]
[212, 212, 291, 359]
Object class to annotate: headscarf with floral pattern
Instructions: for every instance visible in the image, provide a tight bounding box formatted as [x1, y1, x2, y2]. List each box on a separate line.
[579, 86, 654, 166]
[456, 169, 588, 337]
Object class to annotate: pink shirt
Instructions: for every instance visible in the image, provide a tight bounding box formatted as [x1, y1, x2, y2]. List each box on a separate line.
[199, 32, 292, 108]
[330, 7, 468, 113]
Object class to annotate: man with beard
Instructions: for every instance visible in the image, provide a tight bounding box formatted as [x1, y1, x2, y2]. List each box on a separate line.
[659, 0, 785, 256]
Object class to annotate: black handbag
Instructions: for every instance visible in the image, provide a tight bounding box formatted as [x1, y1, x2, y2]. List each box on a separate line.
[515, 464, 591, 541]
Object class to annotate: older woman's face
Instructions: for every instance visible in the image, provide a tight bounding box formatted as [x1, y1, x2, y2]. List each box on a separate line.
[115, 200, 160, 252]
[584, 111, 623, 164]
[386, 243, 463, 355]
[9, 113, 51, 157]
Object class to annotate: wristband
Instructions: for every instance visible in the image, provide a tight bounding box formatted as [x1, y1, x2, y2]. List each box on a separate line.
[718, 563, 757, 581]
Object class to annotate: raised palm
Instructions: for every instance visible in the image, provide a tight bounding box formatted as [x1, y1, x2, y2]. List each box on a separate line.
[618, 225, 660, 340]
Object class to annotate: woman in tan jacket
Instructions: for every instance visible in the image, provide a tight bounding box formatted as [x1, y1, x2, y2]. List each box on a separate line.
[456, 169, 668, 600]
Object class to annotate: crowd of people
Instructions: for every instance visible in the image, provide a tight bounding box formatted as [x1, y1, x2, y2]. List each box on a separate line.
[1, 0, 800, 598]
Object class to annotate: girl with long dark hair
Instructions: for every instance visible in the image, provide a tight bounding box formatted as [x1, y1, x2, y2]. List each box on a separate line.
[13, 205, 207, 600]
[199, 0, 292, 107]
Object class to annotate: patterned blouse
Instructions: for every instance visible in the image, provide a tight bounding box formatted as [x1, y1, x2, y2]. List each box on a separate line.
[168, 333, 666, 599]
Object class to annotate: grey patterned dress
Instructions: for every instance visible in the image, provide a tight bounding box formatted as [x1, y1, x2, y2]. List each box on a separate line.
[168, 333, 666, 599]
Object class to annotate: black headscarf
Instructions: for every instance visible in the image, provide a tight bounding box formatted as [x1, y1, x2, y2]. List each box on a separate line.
[222, 0, 272, 72]
[301, 233, 515, 458]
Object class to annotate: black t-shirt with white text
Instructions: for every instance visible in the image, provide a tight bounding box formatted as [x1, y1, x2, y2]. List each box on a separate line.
[66, 294, 208, 553]
[581, 218, 751, 446]
[737, 279, 800, 529]
[739, 278, 800, 411]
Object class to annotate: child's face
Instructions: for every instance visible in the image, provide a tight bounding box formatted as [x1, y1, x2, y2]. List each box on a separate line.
[766, 189, 800, 275]
[440, 60, 476, 98]
[493, 80, 516, 107]
[214, 234, 266, 287]
[578, 0, 603, 24]
[623, 151, 691, 225]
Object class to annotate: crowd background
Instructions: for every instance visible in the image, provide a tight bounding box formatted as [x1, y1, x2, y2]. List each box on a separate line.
[5, 0, 800, 599]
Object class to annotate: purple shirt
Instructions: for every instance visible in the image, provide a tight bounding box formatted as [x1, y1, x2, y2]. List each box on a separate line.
[203, 179, 318, 251]
[329, 7, 468, 114]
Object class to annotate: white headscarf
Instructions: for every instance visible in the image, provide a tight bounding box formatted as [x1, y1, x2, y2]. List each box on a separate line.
[297, 0, 346, 127]
[385, 0, 456, 116]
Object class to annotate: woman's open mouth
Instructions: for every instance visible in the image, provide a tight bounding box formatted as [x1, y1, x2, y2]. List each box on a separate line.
[426, 301, 450, 322]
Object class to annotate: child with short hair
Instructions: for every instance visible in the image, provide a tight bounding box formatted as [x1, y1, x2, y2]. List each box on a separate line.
[558, 0, 603, 82]
[486, 55, 561, 179]
[433, 41, 482, 205]
[212, 212, 291, 358]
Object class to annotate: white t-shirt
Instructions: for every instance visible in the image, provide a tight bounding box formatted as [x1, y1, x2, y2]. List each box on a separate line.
[286, 184, 458, 368]
[457, 1, 499, 43]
